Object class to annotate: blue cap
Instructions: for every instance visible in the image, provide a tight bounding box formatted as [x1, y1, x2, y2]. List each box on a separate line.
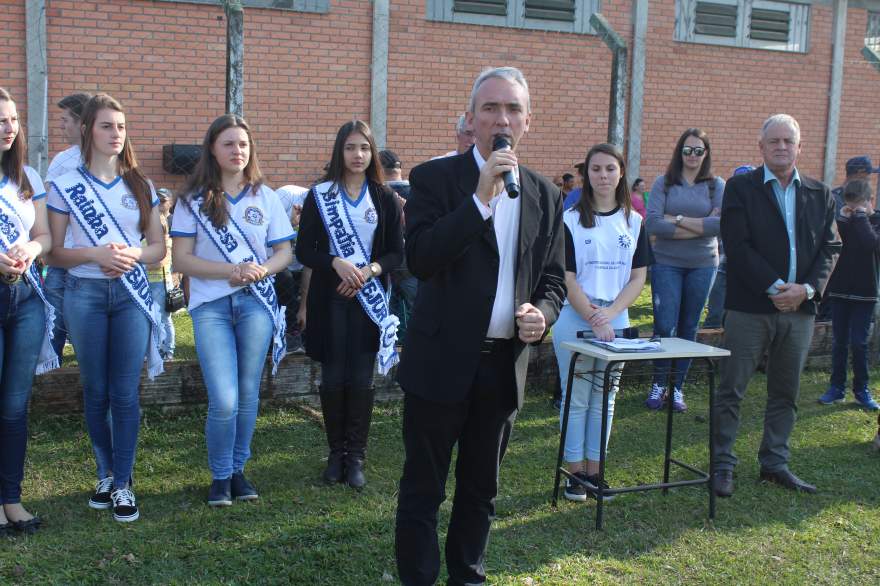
[845, 156, 879, 175]
[733, 165, 755, 176]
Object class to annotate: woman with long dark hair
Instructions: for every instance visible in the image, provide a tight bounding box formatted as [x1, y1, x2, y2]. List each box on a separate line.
[171, 114, 293, 507]
[47, 94, 166, 523]
[644, 128, 724, 412]
[552, 143, 649, 500]
[296, 120, 403, 489]
[0, 88, 57, 534]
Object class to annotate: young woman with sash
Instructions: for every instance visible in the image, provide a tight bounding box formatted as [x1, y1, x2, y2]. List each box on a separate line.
[552, 143, 649, 502]
[171, 114, 293, 507]
[0, 88, 58, 534]
[296, 120, 403, 489]
[46, 94, 167, 523]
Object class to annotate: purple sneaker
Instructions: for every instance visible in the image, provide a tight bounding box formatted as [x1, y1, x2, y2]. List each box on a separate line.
[672, 387, 687, 412]
[645, 384, 666, 410]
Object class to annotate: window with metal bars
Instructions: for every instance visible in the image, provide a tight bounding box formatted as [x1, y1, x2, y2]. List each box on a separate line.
[675, 0, 808, 53]
[453, 0, 507, 16]
[867, 11, 880, 54]
[428, 1, 598, 34]
[695, 2, 737, 38]
[749, 7, 790, 42]
[524, 0, 576, 23]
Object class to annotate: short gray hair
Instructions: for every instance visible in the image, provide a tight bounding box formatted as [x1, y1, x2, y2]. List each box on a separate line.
[468, 66, 531, 114]
[455, 114, 467, 134]
[761, 114, 800, 144]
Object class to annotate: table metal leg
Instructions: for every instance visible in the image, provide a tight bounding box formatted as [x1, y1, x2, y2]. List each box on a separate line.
[595, 361, 617, 531]
[552, 353, 579, 507]
[707, 357, 717, 520]
[662, 359, 677, 493]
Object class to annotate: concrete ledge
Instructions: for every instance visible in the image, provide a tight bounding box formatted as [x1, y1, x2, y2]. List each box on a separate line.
[32, 322, 846, 414]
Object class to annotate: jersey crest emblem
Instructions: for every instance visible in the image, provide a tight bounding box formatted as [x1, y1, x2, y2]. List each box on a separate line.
[244, 206, 265, 226]
[121, 194, 139, 210]
[365, 207, 378, 224]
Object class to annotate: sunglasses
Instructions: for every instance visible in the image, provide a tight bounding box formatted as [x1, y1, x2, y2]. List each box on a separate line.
[682, 146, 706, 157]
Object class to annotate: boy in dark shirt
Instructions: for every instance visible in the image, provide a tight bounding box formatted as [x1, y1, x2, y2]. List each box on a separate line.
[819, 179, 880, 410]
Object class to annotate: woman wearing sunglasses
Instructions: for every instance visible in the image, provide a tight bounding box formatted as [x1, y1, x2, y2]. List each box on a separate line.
[644, 128, 724, 412]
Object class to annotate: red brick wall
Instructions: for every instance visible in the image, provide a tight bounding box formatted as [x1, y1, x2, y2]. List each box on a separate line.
[4, 0, 878, 192]
[2, 0, 30, 138]
[837, 8, 880, 188]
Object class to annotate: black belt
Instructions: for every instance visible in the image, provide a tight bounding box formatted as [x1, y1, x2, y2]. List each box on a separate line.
[480, 337, 514, 354]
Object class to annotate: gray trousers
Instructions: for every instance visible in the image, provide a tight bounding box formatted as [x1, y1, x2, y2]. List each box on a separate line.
[714, 309, 814, 472]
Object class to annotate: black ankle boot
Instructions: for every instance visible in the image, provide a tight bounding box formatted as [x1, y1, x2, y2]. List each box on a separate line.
[344, 387, 375, 490]
[345, 454, 366, 490]
[319, 386, 346, 484]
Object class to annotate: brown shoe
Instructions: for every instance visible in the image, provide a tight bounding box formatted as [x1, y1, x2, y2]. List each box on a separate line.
[759, 468, 817, 494]
[712, 470, 734, 497]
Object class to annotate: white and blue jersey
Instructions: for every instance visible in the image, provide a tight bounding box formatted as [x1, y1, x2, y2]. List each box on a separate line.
[47, 166, 159, 279]
[0, 166, 46, 238]
[170, 183, 295, 310]
[330, 182, 377, 259]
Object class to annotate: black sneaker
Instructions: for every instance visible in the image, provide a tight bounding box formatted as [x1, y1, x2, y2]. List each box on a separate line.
[564, 473, 588, 502]
[231, 472, 259, 501]
[88, 476, 114, 510]
[110, 487, 139, 522]
[208, 478, 232, 507]
[584, 473, 616, 502]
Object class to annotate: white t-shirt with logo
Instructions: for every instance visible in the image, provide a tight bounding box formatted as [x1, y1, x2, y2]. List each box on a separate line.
[170, 184, 295, 310]
[0, 166, 47, 242]
[47, 167, 159, 279]
[563, 206, 649, 330]
[330, 182, 378, 260]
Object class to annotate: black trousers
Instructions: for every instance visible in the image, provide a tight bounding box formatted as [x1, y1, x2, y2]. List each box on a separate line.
[321, 294, 376, 389]
[395, 345, 518, 586]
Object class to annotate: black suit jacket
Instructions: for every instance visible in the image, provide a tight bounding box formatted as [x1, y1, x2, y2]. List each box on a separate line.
[721, 167, 840, 314]
[397, 148, 566, 409]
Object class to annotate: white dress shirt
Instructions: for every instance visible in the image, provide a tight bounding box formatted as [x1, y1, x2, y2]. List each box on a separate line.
[471, 147, 520, 339]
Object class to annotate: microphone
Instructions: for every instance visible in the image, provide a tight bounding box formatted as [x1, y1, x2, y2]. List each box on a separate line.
[492, 136, 519, 199]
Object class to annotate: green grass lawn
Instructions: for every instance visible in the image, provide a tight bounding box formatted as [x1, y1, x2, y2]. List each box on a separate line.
[4, 368, 879, 584]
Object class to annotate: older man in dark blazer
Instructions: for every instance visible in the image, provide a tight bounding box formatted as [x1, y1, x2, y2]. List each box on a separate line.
[394, 67, 566, 586]
[713, 114, 840, 498]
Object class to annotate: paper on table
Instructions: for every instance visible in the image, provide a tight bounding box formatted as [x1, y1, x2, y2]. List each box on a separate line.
[585, 338, 663, 353]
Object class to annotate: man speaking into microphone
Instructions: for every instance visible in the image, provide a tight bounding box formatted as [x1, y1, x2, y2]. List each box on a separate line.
[395, 67, 565, 585]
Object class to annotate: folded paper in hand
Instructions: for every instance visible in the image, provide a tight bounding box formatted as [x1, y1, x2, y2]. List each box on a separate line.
[586, 338, 663, 353]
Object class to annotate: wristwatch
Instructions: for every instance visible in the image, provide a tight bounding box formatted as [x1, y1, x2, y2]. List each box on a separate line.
[368, 262, 380, 277]
[675, 214, 684, 226]
[803, 283, 815, 300]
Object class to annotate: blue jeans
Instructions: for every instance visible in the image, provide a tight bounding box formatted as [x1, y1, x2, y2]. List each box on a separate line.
[149, 281, 175, 357]
[191, 289, 273, 480]
[702, 264, 726, 329]
[552, 305, 620, 462]
[0, 280, 45, 503]
[829, 298, 874, 391]
[43, 266, 68, 362]
[65, 276, 150, 489]
[651, 263, 716, 390]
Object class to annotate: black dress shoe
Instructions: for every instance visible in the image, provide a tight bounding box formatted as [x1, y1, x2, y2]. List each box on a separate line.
[759, 468, 817, 493]
[12, 516, 42, 534]
[712, 470, 734, 497]
[0, 522, 13, 536]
